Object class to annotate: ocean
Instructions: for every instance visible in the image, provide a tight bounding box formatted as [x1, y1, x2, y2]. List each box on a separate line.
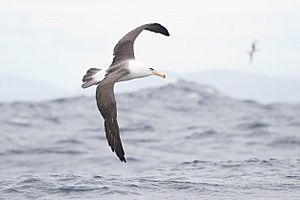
[0, 80, 299, 199]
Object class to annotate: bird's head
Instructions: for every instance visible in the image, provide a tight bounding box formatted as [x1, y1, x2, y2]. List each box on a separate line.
[128, 60, 166, 79]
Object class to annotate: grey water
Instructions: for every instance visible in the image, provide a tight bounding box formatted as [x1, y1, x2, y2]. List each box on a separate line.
[0, 80, 299, 199]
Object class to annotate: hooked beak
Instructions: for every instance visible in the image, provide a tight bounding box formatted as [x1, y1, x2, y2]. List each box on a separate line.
[152, 70, 166, 79]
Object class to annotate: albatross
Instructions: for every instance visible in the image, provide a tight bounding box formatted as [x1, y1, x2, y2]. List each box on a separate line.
[81, 23, 170, 162]
[248, 41, 258, 63]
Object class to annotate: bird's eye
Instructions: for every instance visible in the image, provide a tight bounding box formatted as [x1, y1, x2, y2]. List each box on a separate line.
[149, 68, 154, 70]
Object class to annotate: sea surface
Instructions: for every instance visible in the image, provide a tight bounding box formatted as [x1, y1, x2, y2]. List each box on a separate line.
[0, 80, 299, 199]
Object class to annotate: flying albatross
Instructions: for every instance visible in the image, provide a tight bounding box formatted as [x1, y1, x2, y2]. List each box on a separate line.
[81, 23, 170, 162]
[248, 41, 258, 63]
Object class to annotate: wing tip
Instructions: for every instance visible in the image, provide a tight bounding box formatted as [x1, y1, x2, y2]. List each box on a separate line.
[119, 156, 127, 163]
[116, 148, 127, 163]
[146, 23, 170, 37]
[164, 30, 170, 37]
[113, 149, 127, 163]
[104, 119, 127, 163]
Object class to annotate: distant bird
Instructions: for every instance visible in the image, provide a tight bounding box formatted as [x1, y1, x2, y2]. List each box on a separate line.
[81, 23, 169, 162]
[248, 41, 258, 63]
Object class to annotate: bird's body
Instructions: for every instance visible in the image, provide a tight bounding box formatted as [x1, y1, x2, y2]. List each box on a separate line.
[85, 60, 155, 86]
[81, 23, 169, 162]
[119, 60, 156, 81]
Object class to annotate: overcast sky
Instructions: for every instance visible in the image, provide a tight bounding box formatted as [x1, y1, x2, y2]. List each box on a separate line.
[1, 0, 300, 90]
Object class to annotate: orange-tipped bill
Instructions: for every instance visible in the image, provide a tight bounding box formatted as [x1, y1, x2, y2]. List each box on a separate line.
[153, 70, 166, 79]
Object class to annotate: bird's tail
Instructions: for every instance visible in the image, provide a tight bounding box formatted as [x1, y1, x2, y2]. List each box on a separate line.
[81, 67, 102, 89]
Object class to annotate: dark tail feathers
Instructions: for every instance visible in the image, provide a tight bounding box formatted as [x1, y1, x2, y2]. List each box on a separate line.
[81, 68, 101, 89]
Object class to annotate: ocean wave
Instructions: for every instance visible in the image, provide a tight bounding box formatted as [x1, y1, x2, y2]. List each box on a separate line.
[5, 148, 84, 155]
[269, 137, 300, 147]
[1, 81, 300, 199]
[237, 122, 269, 130]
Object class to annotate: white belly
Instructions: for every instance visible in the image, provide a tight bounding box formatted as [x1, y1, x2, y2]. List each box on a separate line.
[117, 73, 148, 82]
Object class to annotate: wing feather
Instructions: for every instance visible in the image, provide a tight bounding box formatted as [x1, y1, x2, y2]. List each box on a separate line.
[111, 23, 170, 65]
[96, 68, 129, 162]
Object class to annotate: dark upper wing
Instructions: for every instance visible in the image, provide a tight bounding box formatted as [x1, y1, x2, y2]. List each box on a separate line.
[95, 68, 129, 162]
[111, 23, 170, 65]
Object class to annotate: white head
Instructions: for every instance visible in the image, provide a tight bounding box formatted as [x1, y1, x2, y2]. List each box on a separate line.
[128, 60, 166, 79]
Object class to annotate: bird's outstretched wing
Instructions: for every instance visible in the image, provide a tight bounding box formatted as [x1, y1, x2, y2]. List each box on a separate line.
[96, 68, 129, 162]
[111, 23, 170, 65]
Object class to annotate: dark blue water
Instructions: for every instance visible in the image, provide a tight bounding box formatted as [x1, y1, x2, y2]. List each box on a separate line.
[0, 80, 299, 199]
